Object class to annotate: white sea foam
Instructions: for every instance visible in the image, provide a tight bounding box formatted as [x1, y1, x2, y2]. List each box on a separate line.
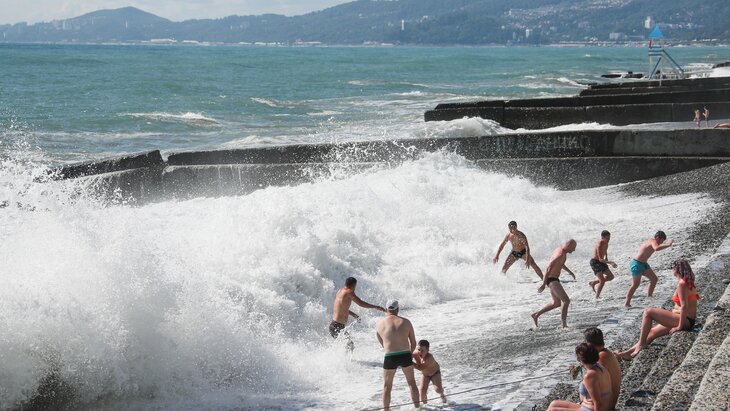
[0, 151, 718, 410]
[121, 112, 219, 125]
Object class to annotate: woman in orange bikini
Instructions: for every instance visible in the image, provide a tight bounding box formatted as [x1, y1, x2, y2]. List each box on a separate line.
[617, 258, 699, 360]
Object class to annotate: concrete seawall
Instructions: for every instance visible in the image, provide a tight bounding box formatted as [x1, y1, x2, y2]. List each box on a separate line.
[424, 77, 730, 128]
[53, 129, 730, 204]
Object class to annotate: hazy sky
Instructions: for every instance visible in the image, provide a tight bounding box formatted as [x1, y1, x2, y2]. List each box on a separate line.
[0, 1, 351, 25]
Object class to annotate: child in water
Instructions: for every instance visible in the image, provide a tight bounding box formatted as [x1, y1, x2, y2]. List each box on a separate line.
[413, 339, 447, 405]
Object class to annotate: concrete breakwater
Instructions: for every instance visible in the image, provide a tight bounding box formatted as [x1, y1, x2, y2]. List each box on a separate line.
[425, 77, 730, 128]
[53, 128, 730, 204]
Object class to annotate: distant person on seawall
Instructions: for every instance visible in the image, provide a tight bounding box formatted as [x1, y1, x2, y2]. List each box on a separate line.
[493, 220, 544, 280]
[693, 109, 701, 128]
[531, 239, 577, 329]
[703, 106, 710, 127]
[330, 277, 385, 351]
[376, 300, 420, 410]
[624, 231, 673, 308]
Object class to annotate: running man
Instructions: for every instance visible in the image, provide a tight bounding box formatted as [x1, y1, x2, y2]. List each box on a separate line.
[624, 231, 673, 307]
[330, 277, 385, 351]
[588, 230, 618, 299]
[375, 300, 420, 410]
[531, 239, 577, 329]
[493, 221, 544, 280]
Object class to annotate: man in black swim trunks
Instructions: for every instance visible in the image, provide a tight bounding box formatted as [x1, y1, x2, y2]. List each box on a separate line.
[330, 277, 385, 351]
[532, 239, 577, 329]
[588, 230, 618, 299]
[493, 221, 544, 280]
[375, 300, 420, 410]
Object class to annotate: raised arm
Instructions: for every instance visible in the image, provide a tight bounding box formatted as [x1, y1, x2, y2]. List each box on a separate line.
[353, 295, 386, 312]
[493, 233, 510, 263]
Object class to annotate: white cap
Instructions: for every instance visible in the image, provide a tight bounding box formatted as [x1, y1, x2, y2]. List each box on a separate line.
[386, 300, 399, 311]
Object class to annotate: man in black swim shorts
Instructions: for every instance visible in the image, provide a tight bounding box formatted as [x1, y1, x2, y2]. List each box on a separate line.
[588, 230, 617, 299]
[375, 300, 420, 410]
[493, 221, 544, 280]
[532, 239, 577, 329]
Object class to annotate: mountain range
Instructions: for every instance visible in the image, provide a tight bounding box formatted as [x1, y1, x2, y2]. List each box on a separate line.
[1, 0, 728, 45]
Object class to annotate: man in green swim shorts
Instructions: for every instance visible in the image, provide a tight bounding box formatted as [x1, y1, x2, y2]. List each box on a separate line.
[376, 300, 420, 410]
[625, 231, 674, 307]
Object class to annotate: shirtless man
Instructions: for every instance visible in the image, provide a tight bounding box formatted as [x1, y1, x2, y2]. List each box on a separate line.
[584, 327, 621, 410]
[493, 221, 544, 280]
[330, 277, 385, 351]
[413, 339, 447, 405]
[588, 230, 618, 299]
[624, 231, 673, 308]
[531, 239, 577, 329]
[375, 300, 420, 410]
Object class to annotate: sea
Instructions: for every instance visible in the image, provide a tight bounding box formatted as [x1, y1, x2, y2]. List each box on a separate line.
[0, 44, 729, 410]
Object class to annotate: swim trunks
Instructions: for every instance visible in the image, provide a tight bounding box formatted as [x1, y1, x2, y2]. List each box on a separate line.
[683, 317, 696, 331]
[629, 259, 650, 277]
[383, 351, 414, 370]
[426, 369, 441, 382]
[329, 321, 354, 351]
[329, 321, 346, 338]
[510, 249, 526, 259]
[546, 277, 560, 285]
[590, 258, 609, 274]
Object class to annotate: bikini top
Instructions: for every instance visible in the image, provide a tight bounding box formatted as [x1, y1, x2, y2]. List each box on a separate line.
[578, 363, 611, 400]
[672, 285, 700, 305]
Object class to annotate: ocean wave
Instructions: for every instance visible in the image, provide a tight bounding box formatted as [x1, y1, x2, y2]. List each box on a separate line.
[121, 112, 220, 125]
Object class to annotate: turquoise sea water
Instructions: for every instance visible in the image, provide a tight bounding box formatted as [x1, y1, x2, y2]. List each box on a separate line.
[2, 44, 726, 164]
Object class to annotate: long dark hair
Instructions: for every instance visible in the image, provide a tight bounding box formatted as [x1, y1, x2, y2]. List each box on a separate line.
[672, 258, 696, 289]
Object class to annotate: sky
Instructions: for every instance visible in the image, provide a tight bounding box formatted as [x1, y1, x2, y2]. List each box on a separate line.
[0, 0, 351, 25]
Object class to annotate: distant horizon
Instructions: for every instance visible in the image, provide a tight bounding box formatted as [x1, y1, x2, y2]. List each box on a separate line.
[0, 1, 350, 26]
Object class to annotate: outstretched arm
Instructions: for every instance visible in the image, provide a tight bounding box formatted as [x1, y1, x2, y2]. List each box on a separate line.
[353, 295, 386, 312]
[654, 239, 674, 251]
[493, 234, 509, 263]
[562, 265, 576, 280]
[348, 310, 360, 319]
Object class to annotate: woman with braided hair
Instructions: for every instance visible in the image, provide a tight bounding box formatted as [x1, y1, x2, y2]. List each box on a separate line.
[617, 258, 699, 360]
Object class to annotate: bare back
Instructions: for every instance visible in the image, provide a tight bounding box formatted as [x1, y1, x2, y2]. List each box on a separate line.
[332, 287, 354, 324]
[598, 350, 621, 409]
[376, 315, 416, 354]
[634, 239, 657, 263]
[592, 239, 608, 261]
[545, 247, 568, 279]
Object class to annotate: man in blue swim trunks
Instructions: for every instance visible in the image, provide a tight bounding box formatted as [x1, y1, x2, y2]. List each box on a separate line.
[625, 231, 674, 307]
[376, 300, 420, 410]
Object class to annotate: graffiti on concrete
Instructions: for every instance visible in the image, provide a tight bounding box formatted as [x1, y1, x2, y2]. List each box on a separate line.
[478, 135, 590, 156]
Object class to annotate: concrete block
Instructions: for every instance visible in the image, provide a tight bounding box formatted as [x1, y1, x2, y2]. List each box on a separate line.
[502, 106, 587, 129]
[56, 150, 163, 179]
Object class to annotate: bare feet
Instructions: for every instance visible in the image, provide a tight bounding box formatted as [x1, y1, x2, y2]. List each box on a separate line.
[589, 281, 597, 294]
[531, 312, 539, 327]
[624, 303, 632, 308]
